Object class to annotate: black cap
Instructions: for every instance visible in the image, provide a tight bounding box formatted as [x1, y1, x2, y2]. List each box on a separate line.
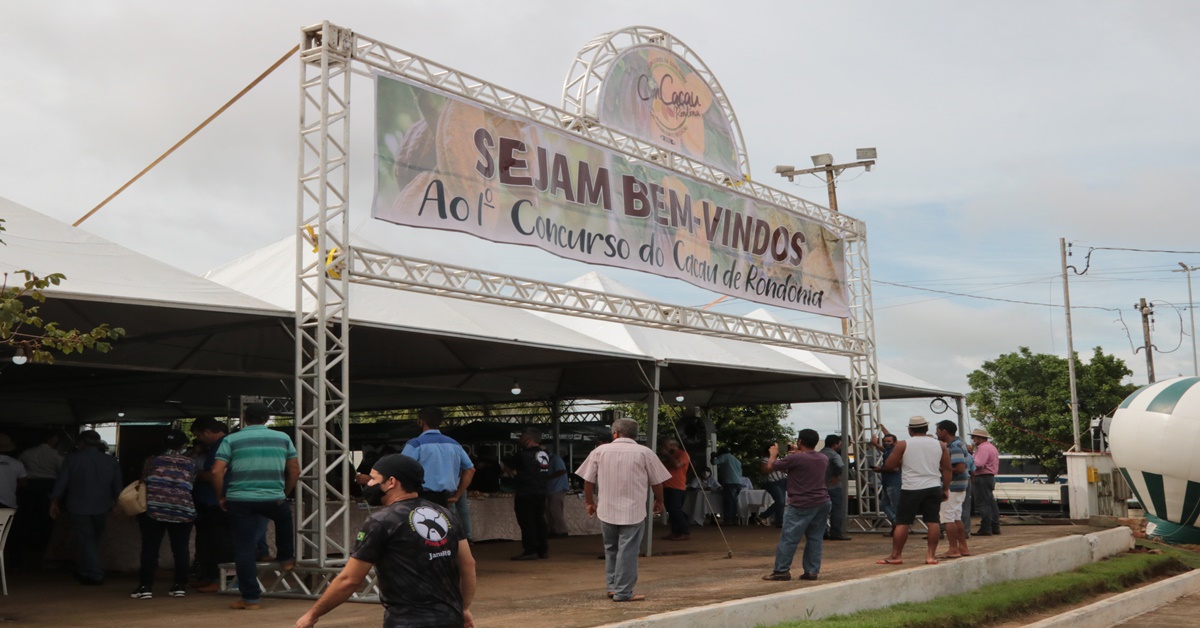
[165, 429, 189, 449]
[372, 453, 424, 488]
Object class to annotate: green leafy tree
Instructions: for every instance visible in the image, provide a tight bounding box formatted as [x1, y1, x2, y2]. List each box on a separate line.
[612, 402, 790, 485]
[0, 219, 124, 363]
[966, 346, 1135, 481]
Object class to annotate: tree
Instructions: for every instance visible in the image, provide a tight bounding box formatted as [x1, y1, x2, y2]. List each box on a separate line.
[0, 218, 124, 363]
[966, 346, 1135, 481]
[612, 402, 790, 485]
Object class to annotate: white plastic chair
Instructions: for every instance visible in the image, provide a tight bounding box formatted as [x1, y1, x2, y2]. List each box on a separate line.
[0, 508, 14, 595]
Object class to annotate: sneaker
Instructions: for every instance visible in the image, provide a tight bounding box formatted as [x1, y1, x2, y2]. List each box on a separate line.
[169, 583, 187, 597]
[131, 585, 153, 599]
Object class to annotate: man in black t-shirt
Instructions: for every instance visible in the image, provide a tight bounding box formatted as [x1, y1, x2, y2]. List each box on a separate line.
[296, 454, 477, 628]
[505, 427, 551, 561]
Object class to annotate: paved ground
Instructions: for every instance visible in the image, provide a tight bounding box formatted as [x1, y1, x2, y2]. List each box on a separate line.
[0, 519, 1103, 627]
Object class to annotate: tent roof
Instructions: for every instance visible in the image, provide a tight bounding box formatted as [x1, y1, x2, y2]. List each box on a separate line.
[0, 196, 286, 315]
[0, 199, 957, 426]
[743, 308, 960, 399]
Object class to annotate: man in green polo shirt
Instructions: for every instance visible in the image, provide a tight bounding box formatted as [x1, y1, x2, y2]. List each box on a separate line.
[212, 403, 300, 610]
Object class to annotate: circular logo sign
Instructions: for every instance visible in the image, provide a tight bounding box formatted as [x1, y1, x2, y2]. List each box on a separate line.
[409, 505, 452, 546]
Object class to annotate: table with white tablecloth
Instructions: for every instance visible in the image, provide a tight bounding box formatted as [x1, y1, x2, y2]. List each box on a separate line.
[467, 493, 600, 541]
[682, 489, 774, 525]
[46, 493, 602, 572]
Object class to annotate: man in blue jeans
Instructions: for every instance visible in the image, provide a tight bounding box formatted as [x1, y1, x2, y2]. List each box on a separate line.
[212, 403, 300, 610]
[49, 430, 122, 585]
[710, 448, 743, 525]
[761, 429, 831, 582]
[870, 432, 901, 536]
[759, 442, 791, 527]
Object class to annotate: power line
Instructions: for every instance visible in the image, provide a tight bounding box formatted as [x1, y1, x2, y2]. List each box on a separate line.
[874, 280, 1121, 312]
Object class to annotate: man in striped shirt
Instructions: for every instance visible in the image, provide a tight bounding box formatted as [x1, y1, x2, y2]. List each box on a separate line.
[936, 420, 971, 559]
[212, 403, 299, 610]
[577, 418, 671, 603]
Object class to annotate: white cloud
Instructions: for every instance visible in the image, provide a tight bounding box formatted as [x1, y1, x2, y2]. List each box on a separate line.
[3, 1, 1198, 422]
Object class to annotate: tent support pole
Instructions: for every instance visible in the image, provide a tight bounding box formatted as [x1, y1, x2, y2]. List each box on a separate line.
[644, 362, 661, 557]
[839, 391, 850, 535]
[551, 398, 561, 454]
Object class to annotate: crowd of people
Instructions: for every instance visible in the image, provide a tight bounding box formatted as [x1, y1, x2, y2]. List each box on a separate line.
[0, 410, 1004, 627]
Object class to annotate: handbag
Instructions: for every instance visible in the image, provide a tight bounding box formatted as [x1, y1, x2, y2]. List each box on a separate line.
[117, 480, 147, 516]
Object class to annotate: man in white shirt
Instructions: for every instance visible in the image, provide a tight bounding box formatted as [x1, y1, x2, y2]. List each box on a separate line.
[576, 418, 671, 603]
[16, 431, 61, 567]
[876, 416, 951, 567]
[0, 433, 27, 509]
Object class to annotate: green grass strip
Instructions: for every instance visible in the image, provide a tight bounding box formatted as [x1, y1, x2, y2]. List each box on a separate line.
[765, 545, 1192, 628]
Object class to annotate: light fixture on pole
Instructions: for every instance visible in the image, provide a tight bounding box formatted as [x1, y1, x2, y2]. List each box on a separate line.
[774, 148, 877, 214]
[510, 381, 522, 395]
[1176, 263, 1199, 376]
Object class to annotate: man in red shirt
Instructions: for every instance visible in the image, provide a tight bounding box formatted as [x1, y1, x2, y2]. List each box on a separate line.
[761, 429, 830, 582]
[659, 438, 691, 541]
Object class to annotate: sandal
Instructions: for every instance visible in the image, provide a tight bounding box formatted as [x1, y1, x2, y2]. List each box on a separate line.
[613, 594, 646, 602]
[876, 558, 904, 565]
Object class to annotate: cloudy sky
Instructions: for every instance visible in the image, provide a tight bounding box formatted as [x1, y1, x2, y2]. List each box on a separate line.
[4, 2, 1199, 434]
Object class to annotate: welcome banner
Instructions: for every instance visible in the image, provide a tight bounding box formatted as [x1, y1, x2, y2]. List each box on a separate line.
[372, 73, 848, 317]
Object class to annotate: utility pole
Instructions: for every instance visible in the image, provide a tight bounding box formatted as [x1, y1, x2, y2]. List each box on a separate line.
[775, 149, 877, 214]
[1135, 298, 1156, 384]
[776, 149, 876, 335]
[1060, 238, 1081, 452]
[1176, 263, 1199, 377]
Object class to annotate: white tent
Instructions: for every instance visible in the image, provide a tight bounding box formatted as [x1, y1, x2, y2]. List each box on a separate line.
[743, 308, 959, 400]
[0, 196, 295, 423]
[0, 196, 959, 425]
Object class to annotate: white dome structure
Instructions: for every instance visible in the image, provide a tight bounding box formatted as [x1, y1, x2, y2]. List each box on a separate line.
[1109, 376, 1200, 544]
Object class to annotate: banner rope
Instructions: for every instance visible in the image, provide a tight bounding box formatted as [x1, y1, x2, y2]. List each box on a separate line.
[74, 44, 300, 227]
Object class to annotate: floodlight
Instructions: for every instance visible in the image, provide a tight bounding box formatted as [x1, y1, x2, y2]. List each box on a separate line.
[856, 147, 877, 160]
[675, 393, 685, 403]
[11, 347, 27, 365]
[774, 165, 794, 174]
[810, 153, 833, 167]
[511, 381, 522, 395]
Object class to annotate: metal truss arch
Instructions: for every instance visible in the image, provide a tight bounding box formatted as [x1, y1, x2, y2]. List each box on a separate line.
[285, 21, 885, 599]
[560, 25, 751, 179]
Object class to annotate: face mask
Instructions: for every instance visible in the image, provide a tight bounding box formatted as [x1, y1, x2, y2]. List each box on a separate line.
[362, 481, 388, 506]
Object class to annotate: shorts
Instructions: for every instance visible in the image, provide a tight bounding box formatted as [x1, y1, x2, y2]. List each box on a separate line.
[939, 490, 966, 523]
[897, 487, 942, 526]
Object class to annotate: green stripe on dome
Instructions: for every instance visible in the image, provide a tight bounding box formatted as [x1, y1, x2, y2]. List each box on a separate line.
[1181, 480, 1200, 528]
[1144, 513, 1200, 544]
[1142, 471, 1169, 520]
[1145, 377, 1200, 414]
[1118, 384, 1150, 409]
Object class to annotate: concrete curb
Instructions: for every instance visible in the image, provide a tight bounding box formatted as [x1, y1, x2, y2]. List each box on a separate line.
[601, 527, 1134, 627]
[1021, 568, 1200, 628]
